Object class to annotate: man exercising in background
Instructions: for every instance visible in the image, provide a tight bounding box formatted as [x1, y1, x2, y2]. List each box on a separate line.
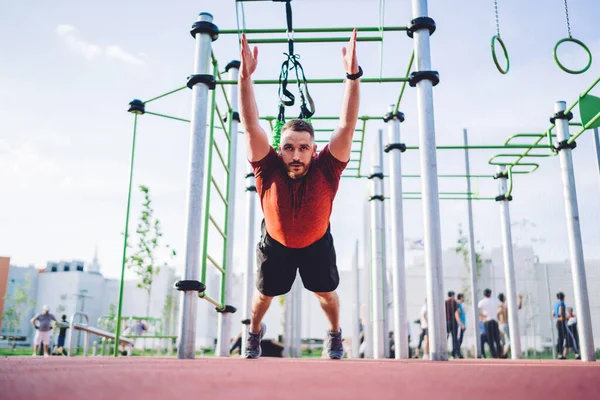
[238, 29, 361, 359]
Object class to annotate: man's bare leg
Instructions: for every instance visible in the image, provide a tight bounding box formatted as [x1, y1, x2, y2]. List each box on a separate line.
[314, 291, 340, 332]
[250, 292, 274, 333]
[43, 343, 49, 356]
[32, 344, 38, 356]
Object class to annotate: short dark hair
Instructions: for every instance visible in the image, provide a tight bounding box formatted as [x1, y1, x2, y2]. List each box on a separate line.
[457, 293, 464, 301]
[557, 292, 565, 300]
[62, 314, 67, 321]
[484, 288, 492, 297]
[281, 119, 314, 139]
[498, 293, 505, 302]
[448, 291, 455, 297]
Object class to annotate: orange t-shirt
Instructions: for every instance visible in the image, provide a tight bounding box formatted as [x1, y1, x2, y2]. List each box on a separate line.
[250, 145, 347, 248]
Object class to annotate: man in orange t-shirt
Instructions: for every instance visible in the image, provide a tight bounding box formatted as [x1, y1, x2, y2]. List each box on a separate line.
[238, 30, 361, 359]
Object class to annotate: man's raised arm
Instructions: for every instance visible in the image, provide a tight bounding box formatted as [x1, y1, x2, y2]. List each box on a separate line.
[239, 34, 271, 162]
[329, 28, 361, 162]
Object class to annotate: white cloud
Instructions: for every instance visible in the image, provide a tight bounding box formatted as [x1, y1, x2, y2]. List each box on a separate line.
[105, 45, 145, 66]
[56, 24, 145, 66]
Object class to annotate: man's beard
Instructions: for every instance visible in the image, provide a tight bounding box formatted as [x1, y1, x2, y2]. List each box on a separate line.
[287, 162, 307, 179]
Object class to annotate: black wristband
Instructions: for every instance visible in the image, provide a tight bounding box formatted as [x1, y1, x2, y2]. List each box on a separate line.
[346, 66, 363, 80]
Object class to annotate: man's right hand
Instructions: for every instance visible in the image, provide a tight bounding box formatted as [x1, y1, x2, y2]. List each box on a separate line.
[240, 34, 258, 80]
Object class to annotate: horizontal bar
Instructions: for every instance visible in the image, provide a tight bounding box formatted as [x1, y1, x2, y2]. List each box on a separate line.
[247, 36, 383, 44]
[124, 335, 177, 339]
[220, 26, 408, 35]
[209, 215, 227, 240]
[402, 197, 497, 201]
[314, 129, 361, 132]
[206, 253, 225, 274]
[145, 111, 190, 123]
[260, 115, 381, 121]
[217, 78, 408, 85]
[404, 145, 553, 150]
[399, 192, 475, 195]
[211, 176, 228, 206]
[198, 292, 225, 311]
[315, 139, 362, 143]
[143, 86, 187, 104]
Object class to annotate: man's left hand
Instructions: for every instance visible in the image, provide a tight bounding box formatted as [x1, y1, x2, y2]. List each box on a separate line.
[342, 28, 359, 75]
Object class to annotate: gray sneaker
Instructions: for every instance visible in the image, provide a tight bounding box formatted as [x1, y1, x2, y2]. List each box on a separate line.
[244, 323, 266, 359]
[326, 329, 344, 359]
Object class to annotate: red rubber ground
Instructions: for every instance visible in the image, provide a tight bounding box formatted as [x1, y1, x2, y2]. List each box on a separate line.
[1, 357, 599, 400]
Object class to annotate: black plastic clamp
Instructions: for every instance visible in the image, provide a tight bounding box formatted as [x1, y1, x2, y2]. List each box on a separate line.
[409, 71, 440, 87]
[187, 74, 216, 90]
[369, 195, 385, 202]
[384, 143, 407, 153]
[174, 280, 206, 293]
[225, 60, 241, 72]
[407, 17, 436, 38]
[245, 172, 255, 178]
[554, 140, 577, 152]
[216, 305, 237, 314]
[246, 185, 257, 192]
[495, 194, 513, 202]
[549, 111, 574, 124]
[493, 171, 507, 180]
[127, 99, 145, 115]
[368, 172, 384, 179]
[232, 111, 241, 123]
[190, 20, 219, 41]
[383, 111, 405, 123]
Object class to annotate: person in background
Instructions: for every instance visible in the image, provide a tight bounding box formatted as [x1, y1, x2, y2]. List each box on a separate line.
[445, 291, 459, 358]
[497, 292, 522, 358]
[565, 306, 581, 360]
[455, 293, 466, 358]
[479, 316, 488, 358]
[419, 299, 429, 360]
[53, 314, 68, 356]
[30, 305, 57, 357]
[552, 292, 568, 360]
[478, 289, 502, 358]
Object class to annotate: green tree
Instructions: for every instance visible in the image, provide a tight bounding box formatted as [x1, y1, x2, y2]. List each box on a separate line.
[455, 223, 484, 305]
[161, 294, 178, 336]
[2, 273, 35, 348]
[125, 185, 176, 318]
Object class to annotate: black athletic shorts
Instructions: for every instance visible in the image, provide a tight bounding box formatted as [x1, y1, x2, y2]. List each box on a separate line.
[256, 220, 340, 296]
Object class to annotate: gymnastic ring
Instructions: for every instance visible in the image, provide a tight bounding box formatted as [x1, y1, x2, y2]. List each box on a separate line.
[553, 37, 592, 75]
[491, 35, 510, 75]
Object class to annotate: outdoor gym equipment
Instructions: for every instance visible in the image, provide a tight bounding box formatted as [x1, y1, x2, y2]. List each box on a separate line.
[553, 0, 592, 74]
[491, 0, 509, 74]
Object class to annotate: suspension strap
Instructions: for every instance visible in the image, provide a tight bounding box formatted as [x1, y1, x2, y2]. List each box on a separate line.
[276, 0, 315, 125]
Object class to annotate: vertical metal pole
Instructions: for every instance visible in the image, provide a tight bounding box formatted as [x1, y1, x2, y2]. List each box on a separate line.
[362, 200, 373, 358]
[593, 128, 600, 182]
[554, 100, 596, 362]
[178, 12, 214, 359]
[113, 114, 138, 357]
[463, 129, 481, 358]
[283, 289, 292, 357]
[294, 280, 302, 357]
[241, 168, 256, 356]
[215, 62, 240, 357]
[544, 264, 557, 359]
[376, 129, 390, 358]
[369, 156, 385, 359]
[497, 165, 522, 359]
[411, 0, 446, 361]
[352, 240, 361, 358]
[387, 109, 408, 359]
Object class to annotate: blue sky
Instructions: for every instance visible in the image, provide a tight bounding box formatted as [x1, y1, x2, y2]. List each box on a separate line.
[1, 0, 600, 280]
